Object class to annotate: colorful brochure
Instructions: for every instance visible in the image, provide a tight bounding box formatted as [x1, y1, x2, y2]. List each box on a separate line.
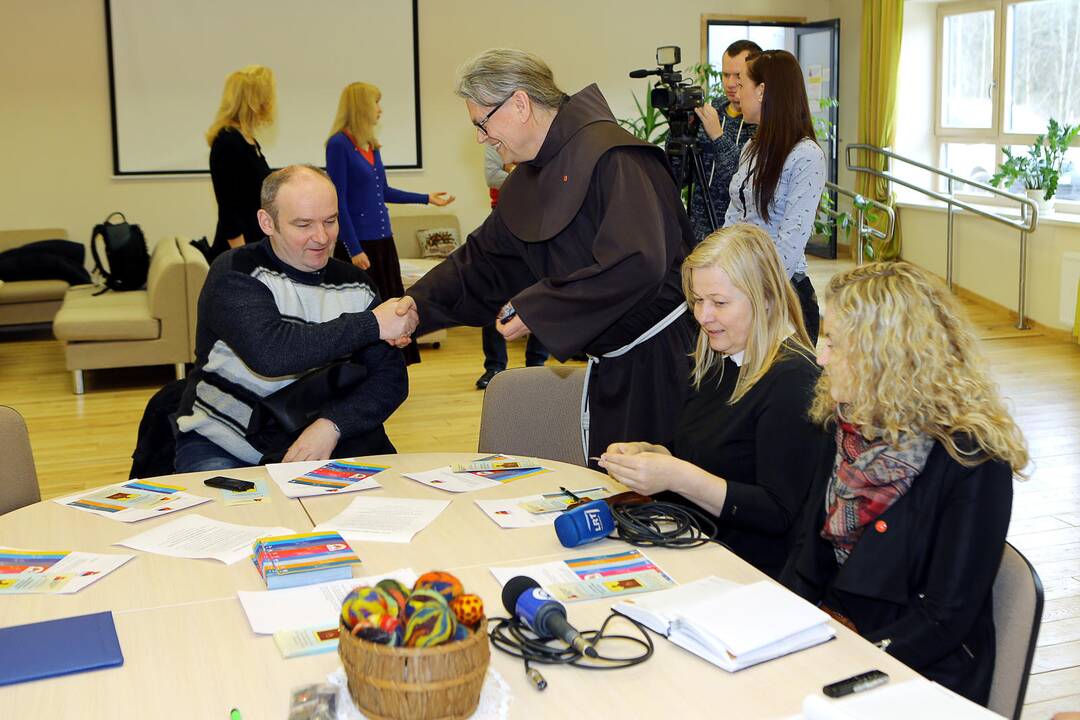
[404, 455, 551, 493]
[490, 548, 675, 602]
[54, 480, 211, 522]
[474, 486, 614, 529]
[265, 459, 387, 498]
[273, 626, 342, 658]
[0, 548, 134, 595]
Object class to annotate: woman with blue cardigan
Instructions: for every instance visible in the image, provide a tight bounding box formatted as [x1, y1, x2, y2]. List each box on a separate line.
[327, 82, 454, 364]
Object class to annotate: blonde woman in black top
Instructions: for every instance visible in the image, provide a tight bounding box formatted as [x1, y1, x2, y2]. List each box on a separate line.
[600, 223, 827, 577]
[206, 65, 275, 260]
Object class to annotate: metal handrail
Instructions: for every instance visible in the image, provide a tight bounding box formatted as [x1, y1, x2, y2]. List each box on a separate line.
[845, 143, 1040, 329]
[821, 181, 896, 266]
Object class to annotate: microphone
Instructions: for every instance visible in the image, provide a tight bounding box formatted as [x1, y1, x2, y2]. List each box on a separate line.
[554, 499, 615, 548]
[502, 576, 598, 658]
[628, 68, 655, 79]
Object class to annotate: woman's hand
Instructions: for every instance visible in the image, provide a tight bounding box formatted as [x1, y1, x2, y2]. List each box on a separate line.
[428, 192, 455, 207]
[604, 441, 669, 457]
[351, 251, 371, 270]
[598, 451, 692, 496]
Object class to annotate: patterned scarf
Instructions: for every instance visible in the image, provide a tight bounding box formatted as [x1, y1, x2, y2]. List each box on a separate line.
[821, 412, 936, 563]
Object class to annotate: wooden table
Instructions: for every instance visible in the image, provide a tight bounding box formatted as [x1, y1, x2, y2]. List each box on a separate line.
[0, 454, 918, 718]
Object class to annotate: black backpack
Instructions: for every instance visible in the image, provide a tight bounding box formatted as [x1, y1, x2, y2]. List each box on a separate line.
[91, 211, 150, 292]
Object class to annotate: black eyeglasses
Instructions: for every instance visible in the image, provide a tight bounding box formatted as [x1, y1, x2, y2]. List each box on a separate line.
[474, 96, 511, 137]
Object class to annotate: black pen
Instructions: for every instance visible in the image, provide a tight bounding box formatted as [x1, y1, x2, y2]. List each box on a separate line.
[559, 486, 582, 502]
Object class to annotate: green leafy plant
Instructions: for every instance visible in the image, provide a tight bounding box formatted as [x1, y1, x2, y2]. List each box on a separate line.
[617, 85, 668, 145]
[989, 118, 1079, 200]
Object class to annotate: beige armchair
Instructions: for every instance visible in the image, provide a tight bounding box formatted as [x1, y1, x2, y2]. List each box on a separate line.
[0, 228, 74, 327]
[52, 237, 209, 394]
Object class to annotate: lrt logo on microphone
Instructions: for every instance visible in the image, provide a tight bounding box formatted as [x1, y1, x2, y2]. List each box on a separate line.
[584, 508, 605, 532]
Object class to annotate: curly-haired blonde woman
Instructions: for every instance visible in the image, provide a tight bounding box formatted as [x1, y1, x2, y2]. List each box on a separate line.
[781, 261, 1027, 705]
[206, 65, 276, 260]
[600, 224, 828, 578]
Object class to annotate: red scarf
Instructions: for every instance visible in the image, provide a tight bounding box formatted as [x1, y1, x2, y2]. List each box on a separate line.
[820, 415, 935, 562]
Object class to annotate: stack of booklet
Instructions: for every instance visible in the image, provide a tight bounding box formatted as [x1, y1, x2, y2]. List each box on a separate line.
[613, 576, 835, 671]
[252, 531, 360, 590]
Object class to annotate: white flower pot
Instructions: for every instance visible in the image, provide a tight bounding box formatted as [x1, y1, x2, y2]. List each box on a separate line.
[1026, 188, 1054, 214]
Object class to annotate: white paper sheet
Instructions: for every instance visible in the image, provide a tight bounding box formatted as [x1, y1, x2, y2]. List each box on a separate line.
[114, 514, 294, 564]
[474, 486, 613, 529]
[313, 496, 450, 543]
[237, 568, 419, 634]
[264, 460, 383, 498]
[403, 455, 551, 494]
[55, 481, 211, 522]
[0, 551, 135, 595]
[801, 679, 1002, 720]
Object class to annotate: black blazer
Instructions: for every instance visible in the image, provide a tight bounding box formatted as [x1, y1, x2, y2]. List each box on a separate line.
[209, 128, 271, 258]
[781, 437, 1013, 705]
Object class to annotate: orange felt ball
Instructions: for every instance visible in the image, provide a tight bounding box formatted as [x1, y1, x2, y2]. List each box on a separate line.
[450, 593, 485, 627]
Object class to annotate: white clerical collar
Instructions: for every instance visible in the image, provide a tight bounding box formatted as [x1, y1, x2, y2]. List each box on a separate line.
[728, 350, 745, 367]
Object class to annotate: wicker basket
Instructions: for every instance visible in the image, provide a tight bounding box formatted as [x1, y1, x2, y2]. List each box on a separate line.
[338, 619, 490, 720]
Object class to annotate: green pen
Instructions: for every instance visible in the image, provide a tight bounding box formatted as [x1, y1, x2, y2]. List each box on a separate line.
[230, 709, 242, 720]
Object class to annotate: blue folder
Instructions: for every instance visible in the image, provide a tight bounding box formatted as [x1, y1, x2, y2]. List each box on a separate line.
[0, 611, 124, 686]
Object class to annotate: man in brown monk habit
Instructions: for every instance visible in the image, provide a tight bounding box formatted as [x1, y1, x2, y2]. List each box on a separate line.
[396, 48, 696, 466]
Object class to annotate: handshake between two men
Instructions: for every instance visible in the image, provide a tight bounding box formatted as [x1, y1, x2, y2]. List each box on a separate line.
[374, 296, 534, 348]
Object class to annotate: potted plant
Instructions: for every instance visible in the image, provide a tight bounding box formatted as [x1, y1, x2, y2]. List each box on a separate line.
[989, 118, 1079, 213]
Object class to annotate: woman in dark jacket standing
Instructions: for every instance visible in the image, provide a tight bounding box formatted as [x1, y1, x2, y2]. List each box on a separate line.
[206, 65, 275, 261]
[782, 261, 1028, 705]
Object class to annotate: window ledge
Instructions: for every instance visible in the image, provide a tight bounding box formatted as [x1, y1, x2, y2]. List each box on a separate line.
[894, 193, 1080, 229]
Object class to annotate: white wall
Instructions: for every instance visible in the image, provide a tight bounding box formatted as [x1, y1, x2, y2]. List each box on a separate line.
[1, 0, 848, 247]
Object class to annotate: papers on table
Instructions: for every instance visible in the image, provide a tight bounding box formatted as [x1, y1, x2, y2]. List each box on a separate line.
[612, 578, 836, 672]
[265, 459, 387, 498]
[0, 548, 134, 594]
[404, 454, 552, 493]
[55, 480, 211, 522]
[237, 568, 419, 634]
[801, 678, 1003, 719]
[114, 514, 294, 565]
[313, 496, 449, 543]
[490, 548, 675, 602]
[475, 486, 614, 529]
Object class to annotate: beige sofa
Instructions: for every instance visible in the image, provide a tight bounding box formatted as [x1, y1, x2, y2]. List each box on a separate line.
[392, 213, 464, 347]
[52, 237, 209, 394]
[0, 228, 74, 327]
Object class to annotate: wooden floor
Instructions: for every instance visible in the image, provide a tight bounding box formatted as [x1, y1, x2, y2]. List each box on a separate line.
[2, 255, 1079, 717]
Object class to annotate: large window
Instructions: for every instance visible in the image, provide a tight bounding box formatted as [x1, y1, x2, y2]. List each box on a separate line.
[936, 0, 1080, 211]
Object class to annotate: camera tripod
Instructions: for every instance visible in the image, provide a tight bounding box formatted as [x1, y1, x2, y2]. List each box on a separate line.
[667, 126, 720, 234]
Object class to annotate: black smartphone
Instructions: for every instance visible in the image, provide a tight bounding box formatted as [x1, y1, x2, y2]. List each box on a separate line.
[822, 669, 889, 698]
[204, 476, 255, 492]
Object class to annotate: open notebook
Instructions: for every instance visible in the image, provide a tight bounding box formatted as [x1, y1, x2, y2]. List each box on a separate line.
[613, 577, 836, 672]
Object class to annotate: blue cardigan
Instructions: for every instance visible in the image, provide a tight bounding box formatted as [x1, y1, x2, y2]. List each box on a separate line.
[326, 132, 429, 256]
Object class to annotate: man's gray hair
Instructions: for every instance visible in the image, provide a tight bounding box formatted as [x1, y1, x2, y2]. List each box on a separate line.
[456, 48, 567, 109]
[261, 164, 333, 223]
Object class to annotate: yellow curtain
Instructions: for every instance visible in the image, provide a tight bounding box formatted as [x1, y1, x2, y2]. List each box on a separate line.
[856, 0, 905, 260]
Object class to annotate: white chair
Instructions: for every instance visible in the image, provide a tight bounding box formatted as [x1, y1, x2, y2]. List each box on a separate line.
[0, 405, 41, 515]
[988, 541, 1043, 720]
[478, 366, 586, 466]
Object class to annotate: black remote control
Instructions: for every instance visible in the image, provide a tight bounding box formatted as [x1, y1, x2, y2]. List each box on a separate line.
[822, 669, 889, 698]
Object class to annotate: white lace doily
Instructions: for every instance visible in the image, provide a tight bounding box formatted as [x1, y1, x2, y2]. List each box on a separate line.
[327, 665, 511, 720]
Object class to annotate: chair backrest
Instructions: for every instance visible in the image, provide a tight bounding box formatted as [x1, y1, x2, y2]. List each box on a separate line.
[988, 541, 1043, 720]
[177, 238, 210, 362]
[0, 405, 41, 515]
[0, 228, 68, 254]
[389, 214, 462, 259]
[478, 366, 586, 466]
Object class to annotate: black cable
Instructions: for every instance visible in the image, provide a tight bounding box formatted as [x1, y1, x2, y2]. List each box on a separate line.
[488, 611, 653, 688]
[609, 500, 720, 549]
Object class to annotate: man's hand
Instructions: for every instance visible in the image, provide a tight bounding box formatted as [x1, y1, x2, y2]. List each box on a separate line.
[372, 297, 418, 342]
[351, 252, 371, 270]
[428, 192, 456, 207]
[496, 313, 531, 341]
[694, 104, 723, 141]
[283, 418, 340, 463]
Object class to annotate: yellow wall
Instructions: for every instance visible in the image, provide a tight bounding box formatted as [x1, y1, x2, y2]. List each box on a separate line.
[1, 0, 853, 246]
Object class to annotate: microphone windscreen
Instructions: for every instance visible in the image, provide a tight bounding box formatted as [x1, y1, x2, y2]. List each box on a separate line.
[628, 69, 651, 79]
[502, 575, 540, 614]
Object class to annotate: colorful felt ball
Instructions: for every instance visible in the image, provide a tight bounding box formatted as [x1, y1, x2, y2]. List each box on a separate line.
[402, 588, 449, 622]
[341, 585, 387, 631]
[355, 612, 403, 646]
[449, 593, 484, 628]
[404, 600, 457, 648]
[413, 571, 464, 605]
[375, 578, 408, 618]
[452, 622, 471, 642]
